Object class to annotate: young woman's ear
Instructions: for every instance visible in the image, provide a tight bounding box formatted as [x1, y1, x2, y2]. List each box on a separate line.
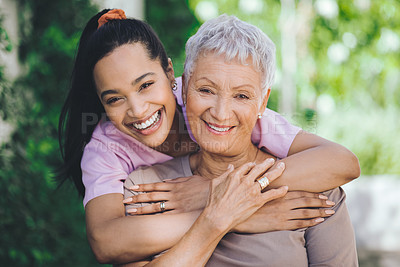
[167, 58, 175, 83]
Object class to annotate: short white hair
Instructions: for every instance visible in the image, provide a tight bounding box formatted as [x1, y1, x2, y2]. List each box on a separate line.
[184, 14, 276, 96]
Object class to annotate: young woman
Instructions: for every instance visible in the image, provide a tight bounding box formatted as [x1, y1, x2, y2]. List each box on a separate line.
[58, 9, 360, 264]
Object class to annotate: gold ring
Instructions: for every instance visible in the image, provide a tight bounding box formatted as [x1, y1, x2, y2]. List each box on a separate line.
[160, 201, 166, 212]
[257, 176, 270, 190]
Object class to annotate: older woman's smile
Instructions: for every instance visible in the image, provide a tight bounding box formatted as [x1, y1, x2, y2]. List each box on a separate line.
[203, 120, 235, 134]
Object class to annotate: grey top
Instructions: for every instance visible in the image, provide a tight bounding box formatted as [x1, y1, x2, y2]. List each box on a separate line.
[124, 155, 358, 267]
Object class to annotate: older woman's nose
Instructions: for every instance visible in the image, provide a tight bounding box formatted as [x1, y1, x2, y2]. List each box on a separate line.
[210, 97, 233, 122]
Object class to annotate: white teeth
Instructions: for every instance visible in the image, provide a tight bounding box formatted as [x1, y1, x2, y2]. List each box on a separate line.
[132, 111, 160, 130]
[208, 123, 230, 132]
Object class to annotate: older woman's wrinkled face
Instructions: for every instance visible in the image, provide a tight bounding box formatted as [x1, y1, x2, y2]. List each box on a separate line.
[185, 52, 269, 156]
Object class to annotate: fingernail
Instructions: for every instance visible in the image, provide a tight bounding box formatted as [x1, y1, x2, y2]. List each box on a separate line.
[266, 158, 275, 164]
[227, 164, 234, 170]
[129, 185, 139, 190]
[123, 198, 132, 204]
[315, 218, 324, 223]
[325, 209, 335, 215]
[319, 194, 328, 200]
[277, 162, 285, 168]
[326, 200, 335, 206]
[127, 208, 137, 213]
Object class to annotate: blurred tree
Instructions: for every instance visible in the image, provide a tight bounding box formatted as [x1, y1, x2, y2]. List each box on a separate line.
[146, 0, 200, 76]
[186, 0, 400, 175]
[0, 0, 106, 266]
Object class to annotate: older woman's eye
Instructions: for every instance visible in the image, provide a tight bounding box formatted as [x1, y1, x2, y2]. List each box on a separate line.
[236, 94, 250, 100]
[199, 88, 213, 94]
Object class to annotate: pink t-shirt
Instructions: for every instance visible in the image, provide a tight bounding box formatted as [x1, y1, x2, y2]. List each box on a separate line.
[81, 77, 301, 206]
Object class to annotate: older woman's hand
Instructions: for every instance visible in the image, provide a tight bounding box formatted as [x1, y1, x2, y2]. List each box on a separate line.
[202, 159, 288, 233]
[123, 175, 210, 214]
[233, 191, 336, 233]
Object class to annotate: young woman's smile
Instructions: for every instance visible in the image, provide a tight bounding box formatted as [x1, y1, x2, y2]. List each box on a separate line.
[94, 44, 176, 148]
[124, 108, 163, 134]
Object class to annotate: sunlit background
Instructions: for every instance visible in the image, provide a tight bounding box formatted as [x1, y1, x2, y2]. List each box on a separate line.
[0, 0, 399, 266]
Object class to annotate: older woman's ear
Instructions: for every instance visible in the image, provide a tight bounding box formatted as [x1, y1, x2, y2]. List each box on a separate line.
[259, 88, 271, 114]
[181, 73, 187, 105]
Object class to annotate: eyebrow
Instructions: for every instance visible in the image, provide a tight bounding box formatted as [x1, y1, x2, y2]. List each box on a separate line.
[197, 77, 219, 88]
[133, 72, 156, 86]
[100, 72, 156, 100]
[197, 77, 255, 91]
[100, 89, 118, 100]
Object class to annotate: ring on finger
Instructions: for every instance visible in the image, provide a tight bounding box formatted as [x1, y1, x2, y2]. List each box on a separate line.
[256, 176, 270, 190]
[160, 201, 166, 212]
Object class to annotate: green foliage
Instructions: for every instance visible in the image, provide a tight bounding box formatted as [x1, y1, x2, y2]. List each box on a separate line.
[315, 106, 400, 175]
[187, 0, 400, 175]
[0, 15, 12, 85]
[146, 0, 200, 76]
[0, 1, 199, 265]
[0, 0, 398, 265]
[0, 0, 105, 265]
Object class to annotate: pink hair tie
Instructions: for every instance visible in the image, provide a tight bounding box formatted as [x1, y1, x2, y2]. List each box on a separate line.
[97, 9, 127, 29]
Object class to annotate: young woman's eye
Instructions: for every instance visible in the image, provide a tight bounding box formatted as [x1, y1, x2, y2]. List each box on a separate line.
[139, 82, 154, 91]
[106, 97, 122, 105]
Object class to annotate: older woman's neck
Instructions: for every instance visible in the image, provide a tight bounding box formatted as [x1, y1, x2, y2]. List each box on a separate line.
[191, 147, 261, 179]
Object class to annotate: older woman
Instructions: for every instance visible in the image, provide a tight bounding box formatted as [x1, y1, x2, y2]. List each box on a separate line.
[123, 14, 358, 266]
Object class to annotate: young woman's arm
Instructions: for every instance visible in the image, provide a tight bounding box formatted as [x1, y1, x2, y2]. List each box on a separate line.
[85, 193, 200, 264]
[87, 161, 288, 265]
[86, 164, 335, 264]
[305, 188, 358, 266]
[126, 130, 359, 214]
[270, 130, 360, 191]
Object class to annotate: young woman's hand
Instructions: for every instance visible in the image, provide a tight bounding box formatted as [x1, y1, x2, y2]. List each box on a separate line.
[233, 191, 336, 233]
[123, 175, 210, 214]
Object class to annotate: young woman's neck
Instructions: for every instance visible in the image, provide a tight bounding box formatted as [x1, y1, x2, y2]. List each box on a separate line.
[191, 144, 263, 179]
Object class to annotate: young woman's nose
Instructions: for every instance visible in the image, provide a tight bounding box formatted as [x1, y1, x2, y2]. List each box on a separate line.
[126, 96, 149, 119]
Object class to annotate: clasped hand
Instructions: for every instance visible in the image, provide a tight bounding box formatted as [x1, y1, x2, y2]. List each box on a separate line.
[123, 160, 335, 232]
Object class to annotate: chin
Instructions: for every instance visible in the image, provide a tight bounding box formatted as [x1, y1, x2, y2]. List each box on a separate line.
[200, 141, 231, 155]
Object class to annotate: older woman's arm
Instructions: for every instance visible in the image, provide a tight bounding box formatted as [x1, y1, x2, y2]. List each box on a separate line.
[140, 162, 288, 267]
